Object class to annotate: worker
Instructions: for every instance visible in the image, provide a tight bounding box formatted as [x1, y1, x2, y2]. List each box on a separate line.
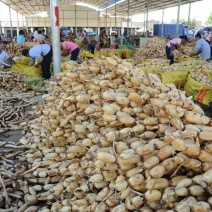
[114, 35, 121, 49]
[21, 44, 52, 80]
[34, 30, 45, 43]
[166, 35, 188, 65]
[204, 28, 211, 43]
[68, 30, 75, 42]
[16, 30, 25, 45]
[191, 33, 211, 61]
[83, 35, 97, 54]
[0, 42, 11, 66]
[61, 41, 80, 61]
[31, 28, 38, 40]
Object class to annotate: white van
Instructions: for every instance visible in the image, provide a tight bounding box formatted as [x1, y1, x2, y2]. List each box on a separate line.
[84, 28, 96, 36]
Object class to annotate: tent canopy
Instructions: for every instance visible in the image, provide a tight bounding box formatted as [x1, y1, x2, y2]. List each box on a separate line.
[0, 0, 202, 16]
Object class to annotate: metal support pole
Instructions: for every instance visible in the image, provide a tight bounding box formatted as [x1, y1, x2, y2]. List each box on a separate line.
[50, 0, 61, 74]
[9, 5, 13, 38]
[22, 14, 24, 28]
[98, 11, 100, 36]
[0, 9, 1, 35]
[143, 13, 146, 35]
[187, 2, 191, 30]
[145, 0, 149, 38]
[75, 5, 77, 35]
[161, 8, 164, 38]
[106, 4, 108, 34]
[176, 0, 181, 37]
[17, 10, 19, 36]
[26, 18, 29, 33]
[115, 0, 117, 32]
[127, 0, 129, 36]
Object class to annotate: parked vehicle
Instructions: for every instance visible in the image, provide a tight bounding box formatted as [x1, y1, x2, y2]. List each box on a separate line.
[153, 24, 184, 39]
[84, 28, 96, 36]
[194, 25, 212, 38]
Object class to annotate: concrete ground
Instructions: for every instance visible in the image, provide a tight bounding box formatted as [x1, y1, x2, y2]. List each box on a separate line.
[0, 94, 43, 146]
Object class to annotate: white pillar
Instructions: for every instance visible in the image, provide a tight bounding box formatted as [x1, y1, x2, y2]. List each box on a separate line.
[144, 13, 146, 35]
[0, 5, 2, 35]
[26, 17, 29, 33]
[145, 0, 149, 38]
[9, 5, 13, 38]
[17, 11, 20, 36]
[32, 17, 34, 31]
[176, 0, 181, 37]
[115, 0, 117, 32]
[106, 4, 108, 34]
[50, 0, 61, 74]
[161, 8, 164, 37]
[187, 2, 191, 30]
[127, 0, 130, 36]
[75, 5, 77, 34]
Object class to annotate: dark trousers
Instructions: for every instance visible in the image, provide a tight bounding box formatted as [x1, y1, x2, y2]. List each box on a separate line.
[166, 46, 174, 65]
[71, 48, 80, 61]
[41, 47, 52, 79]
[87, 44, 95, 54]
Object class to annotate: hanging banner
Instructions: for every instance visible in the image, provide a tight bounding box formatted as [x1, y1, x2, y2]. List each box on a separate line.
[54, 6, 60, 27]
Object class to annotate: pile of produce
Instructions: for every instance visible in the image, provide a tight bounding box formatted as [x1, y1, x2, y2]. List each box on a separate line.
[0, 71, 28, 92]
[173, 45, 195, 61]
[0, 90, 36, 133]
[0, 141, 30, 211]
[0, 71, 37, 133]
[184, 71, 212, 106]
[190, 72, 212, 87]
[17, 56, 212, 211]
[5, 43, 26, 58]
[136, 59, 169, 67]
[133, 37, 167, 63]
[136, 59, 206, 88]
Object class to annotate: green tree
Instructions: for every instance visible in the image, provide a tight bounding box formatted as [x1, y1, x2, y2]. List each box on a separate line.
[206, 13, 212, 25]
[180, 18, 197, 28]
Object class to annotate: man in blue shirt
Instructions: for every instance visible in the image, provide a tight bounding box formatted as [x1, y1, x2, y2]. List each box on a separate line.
[192, 33, 211, 60]
[22, 44, 52, 80]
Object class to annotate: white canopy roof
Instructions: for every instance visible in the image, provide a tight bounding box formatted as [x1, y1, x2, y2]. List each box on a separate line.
[0, 0, 202, 16]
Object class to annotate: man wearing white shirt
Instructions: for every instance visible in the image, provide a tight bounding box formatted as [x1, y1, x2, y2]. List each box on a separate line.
[22, 44, 52, 80]
[34, 30, 45, 43]
[33, 28, 38, 37]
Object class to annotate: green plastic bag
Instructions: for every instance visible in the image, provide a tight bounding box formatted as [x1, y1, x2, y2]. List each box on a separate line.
[24, 76, 47, 92]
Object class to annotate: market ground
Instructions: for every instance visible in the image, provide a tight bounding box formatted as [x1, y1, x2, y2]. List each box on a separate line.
[0, 94, 44, 149]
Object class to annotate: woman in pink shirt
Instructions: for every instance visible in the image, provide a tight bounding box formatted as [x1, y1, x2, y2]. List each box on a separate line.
[61, 41, 80, 61]
[166, 35, 188, 65]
